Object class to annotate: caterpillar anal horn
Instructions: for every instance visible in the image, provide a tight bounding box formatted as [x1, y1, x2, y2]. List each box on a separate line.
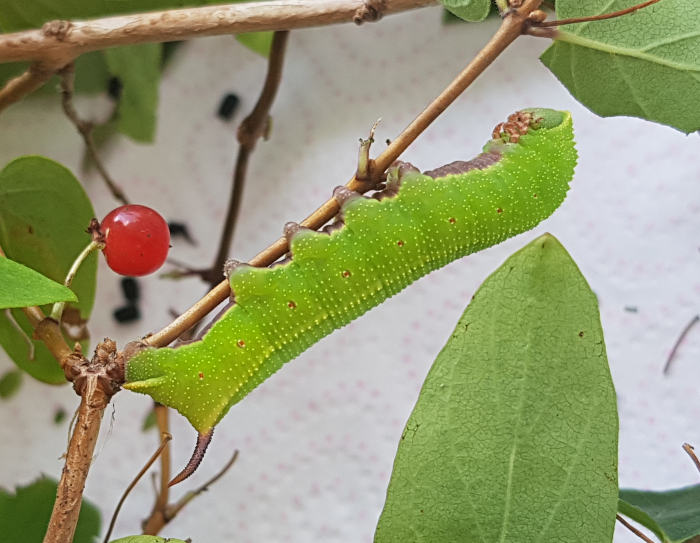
[168, 428, 215, 487]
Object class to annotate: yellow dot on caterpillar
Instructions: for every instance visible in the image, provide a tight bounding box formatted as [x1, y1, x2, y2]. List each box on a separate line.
[288, 301, 297, 309]
[342, 270, 351, 278]
[237, 340, 246, 348]
[397, 240, 404, 247]
[449, 218, 456, 224]
[198, 372, 204, 380]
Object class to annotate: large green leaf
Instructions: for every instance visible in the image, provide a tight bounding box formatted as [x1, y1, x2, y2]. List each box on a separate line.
[375, 234, 619, 542]
[104, 44, 162, 143]
[541, 0, 700, 133]
[439, 0, 491, 21]
[0, 156, 97, 384]
[619, 485, 700, 543]
[0, 476, 100, 543]
[0, 256, 77, 309]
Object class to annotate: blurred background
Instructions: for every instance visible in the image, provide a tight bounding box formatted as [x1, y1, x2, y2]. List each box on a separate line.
[1, 5, 699, 542]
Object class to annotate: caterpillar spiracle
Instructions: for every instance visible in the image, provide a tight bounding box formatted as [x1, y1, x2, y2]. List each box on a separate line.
[124, 108, 577, 485]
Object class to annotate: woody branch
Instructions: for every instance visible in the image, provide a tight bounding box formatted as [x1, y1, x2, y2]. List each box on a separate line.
[0, 0, 434, 65]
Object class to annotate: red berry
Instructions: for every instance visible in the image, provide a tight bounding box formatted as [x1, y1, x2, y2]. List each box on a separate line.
[100, 205, 170, 276]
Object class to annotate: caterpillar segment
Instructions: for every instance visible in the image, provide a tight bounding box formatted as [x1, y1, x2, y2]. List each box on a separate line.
[124, 108, 577, 485]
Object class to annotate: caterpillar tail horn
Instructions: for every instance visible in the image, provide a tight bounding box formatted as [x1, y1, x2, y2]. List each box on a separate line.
[168, 428, 215, 487]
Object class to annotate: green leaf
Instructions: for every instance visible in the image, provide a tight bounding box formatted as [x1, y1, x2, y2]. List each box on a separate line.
[0, 51, 111, 97]
[541, 0, 700, 133]
[442, 3, 499, 24]
[375, 234, 619, 543]
[0, 1, 204, 31]
[619, 485, 700, 543]
[53, 407, 67, 424]
[105, 44, 162, 143]
[236, 32, 274, 57]
[618, 497, 668, 543]
[109, 537, 190, 543]
[0, 369, 22, 399]
[0, 476, 100, 543]
[0, 256, 77, 309]
[439, 0, 491, 21]
[0, 156, 97, 384]
[142, 408, 157, 432]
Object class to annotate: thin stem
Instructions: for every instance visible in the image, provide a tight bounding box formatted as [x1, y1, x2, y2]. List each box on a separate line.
[0, 0, 434, 65]
[209, 30, 290, 289]
[0, 61, 61, 116]
[663, 315, 699, 374]
[533, 0, 661, 28]
[102, 433, 173, 543]
[683, 443, 700, 475]
[357, 119, 381, 180]
[144, 0, 542, 348]
[50, 240, 105, 322]
[58, 64, 129, 205]
[165, 450, 239, 520]
[616, 514, 657, 543]
[3, 308, 35, 360]
[141, 404, 172, 535]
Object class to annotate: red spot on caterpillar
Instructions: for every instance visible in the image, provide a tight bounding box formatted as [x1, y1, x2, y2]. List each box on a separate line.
[288, 301, 297, 309]
[397, 240, 404, 247]
[237, 340, 246, 348]
[199, 372, 204, 380]
[533, 194, 538, 198]
[342, 270, 351, 278]
[449, 218, 456, 224]
[497, 208, 503, 214]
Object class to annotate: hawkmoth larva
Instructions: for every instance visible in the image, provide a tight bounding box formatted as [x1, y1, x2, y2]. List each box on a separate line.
[124, 108, 577, 485]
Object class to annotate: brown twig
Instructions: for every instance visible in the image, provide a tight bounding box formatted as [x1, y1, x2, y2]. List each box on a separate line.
[663, 315, 699, 374]
[208, 30, 290, 288]
[44, 369, 116, 543]
[144, 0, 543, 348]
[141, 404, 172, 535]
[103, 432, 173, 543]
[142, 448, 239, 535]
[165, 450, 240, 520]
[0, 61, 62, 116]
[532, 0, 661, 28]
[43, 340, 123, 543]
[58, 64, 130, 205]
[683, 443, 700, 475]
[0, 0, 434, 66]
[616, 514, 657, 543]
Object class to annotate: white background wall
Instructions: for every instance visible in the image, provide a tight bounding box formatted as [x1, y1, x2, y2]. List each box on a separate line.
[1, 6, 700, 542]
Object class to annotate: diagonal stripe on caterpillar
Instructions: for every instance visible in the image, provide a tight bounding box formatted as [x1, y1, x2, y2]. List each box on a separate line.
[123, 108, 577, 485]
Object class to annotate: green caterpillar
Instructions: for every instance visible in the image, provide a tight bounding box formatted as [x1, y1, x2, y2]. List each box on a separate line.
[124, 108, 577, 485]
